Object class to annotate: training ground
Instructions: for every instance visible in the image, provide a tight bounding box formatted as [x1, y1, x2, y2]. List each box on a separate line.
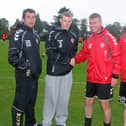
[0, 41, 123, 126]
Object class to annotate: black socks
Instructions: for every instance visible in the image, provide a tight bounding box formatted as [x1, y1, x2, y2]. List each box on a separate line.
[85, 117, 92, 126]
[104, 122, 111, 126]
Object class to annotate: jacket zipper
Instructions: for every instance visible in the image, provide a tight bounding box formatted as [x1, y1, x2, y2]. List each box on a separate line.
[52, 54, 60, 72]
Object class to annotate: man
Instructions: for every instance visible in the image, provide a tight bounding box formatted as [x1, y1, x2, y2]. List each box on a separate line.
[42, 10, 78, 126]
[8, 8, 42, 126]
[70, 13, 120, 126]
[118, 30, 126, 126]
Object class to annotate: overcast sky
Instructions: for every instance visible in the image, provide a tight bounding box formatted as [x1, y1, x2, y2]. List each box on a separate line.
[0, 0, 126, 27]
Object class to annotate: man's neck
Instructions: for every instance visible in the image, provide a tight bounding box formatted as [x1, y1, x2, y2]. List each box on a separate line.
[96, 27, 102, 34]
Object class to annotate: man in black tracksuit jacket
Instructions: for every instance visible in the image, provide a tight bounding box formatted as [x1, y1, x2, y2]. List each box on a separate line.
[8, 9, 42, 126]
[42, 11, 78, 126]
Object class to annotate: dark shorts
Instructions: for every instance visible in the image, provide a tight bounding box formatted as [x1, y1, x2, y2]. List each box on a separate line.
[85, 82, 113, 100]
[119, 82, 126, 104]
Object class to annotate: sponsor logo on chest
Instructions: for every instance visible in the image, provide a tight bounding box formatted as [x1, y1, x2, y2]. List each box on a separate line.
[71, 37, 75, 44]
[57, 39, 63, 48]
[88, 43, 92, 49]
[100, 42, 105, 48]
[25, 40, 32, 47]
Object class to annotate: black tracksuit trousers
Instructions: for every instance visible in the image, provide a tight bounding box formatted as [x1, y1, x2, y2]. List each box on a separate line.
[12, 69, 38, 126]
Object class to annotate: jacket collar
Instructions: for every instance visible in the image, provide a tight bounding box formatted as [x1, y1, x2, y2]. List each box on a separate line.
[16, 23, 33, 32]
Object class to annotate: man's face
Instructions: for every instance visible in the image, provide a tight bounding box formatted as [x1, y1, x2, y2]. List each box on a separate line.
[22, 12, 36, 28]
[89, 17, 102, 33]
[60, 15, 72, 30]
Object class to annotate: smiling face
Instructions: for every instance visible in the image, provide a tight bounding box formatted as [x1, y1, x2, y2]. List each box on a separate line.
[60, 15, 72, 30]
[22, 12, 36, 29]
[89, 17, 102, 33]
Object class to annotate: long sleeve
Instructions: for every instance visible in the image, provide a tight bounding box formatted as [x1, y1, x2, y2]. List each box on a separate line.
[75, 39, 88, 64]
[109, 36, 121, 77]
[120, 35, 126, 81]
[8, 32, 21, 67]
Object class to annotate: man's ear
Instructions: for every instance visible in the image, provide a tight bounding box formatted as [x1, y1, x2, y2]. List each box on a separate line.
[59, 18, 62, 24]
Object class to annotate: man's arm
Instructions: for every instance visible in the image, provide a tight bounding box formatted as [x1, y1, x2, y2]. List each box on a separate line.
[8, 30, 28, 70]
[8, 32, 21, 67]
[120, 35, 126, 82]
[75, 39, 88, 64]
[110, 36, 121, 87]
[46, 30, 59, 59]
[70, 39, 88, 66]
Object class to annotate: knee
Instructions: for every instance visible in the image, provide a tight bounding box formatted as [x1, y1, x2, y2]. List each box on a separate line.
[85, 98, 94, 106]
[100, 101, 110, 111]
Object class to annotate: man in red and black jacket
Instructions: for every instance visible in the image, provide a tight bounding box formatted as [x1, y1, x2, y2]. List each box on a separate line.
[119, 31, 126, 126]
[70, 13, 120, 126]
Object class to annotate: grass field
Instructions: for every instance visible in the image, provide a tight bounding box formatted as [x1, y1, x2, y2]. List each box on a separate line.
[0, 40, 124, 126]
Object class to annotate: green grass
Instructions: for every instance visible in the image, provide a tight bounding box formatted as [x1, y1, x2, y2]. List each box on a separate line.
[0, 40, 123, 126]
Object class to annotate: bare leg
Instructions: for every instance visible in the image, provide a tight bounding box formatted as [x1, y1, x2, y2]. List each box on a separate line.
[100, 100, 111, 125]
[84, 97, 95, 126]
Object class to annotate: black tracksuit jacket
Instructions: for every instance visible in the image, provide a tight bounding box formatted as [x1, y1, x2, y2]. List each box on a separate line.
[46, 27, 78, 76]
[8, 23, 42, 77]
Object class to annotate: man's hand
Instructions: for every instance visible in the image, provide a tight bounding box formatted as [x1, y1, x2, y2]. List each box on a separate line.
[70, 57, 76, 67]
[111, 77, 118, 87]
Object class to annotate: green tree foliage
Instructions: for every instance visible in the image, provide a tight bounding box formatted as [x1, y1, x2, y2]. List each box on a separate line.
[34, 14, 50, 41]
[106, 22, 121, 40]
[80, 18, 87, 39]
[34, 14, 43, 34]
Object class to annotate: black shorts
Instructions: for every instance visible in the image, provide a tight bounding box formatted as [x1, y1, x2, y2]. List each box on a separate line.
[119, 82, 126, 104]
[85, 82, 113, 100]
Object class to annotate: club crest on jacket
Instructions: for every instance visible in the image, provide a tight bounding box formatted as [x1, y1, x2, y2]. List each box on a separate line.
[100, 42, 104, 48]
[71, 38, 75, 44]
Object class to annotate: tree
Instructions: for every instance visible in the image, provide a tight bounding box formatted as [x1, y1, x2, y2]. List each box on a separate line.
[10, 19, 20, 34]
[42, 21, 50, 31]
[39, 21, 50, 41]
[80, 18, 87, 39]
[34, 14, 43, 34]
[106, 22, 121, 40]
[71, 18, 80, 39]
[34, 14, 52, 41]
[121, 24, 126, 34]
[0, 18, 9, 39]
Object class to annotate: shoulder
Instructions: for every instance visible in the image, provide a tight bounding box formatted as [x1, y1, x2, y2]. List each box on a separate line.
[120, 31, 126, 41]
[33, 30, 40, 40]
[69, 30, 78, 39]
[48, 28, 62, 40]
[49, 26, 58, 36]
[11, 28, 25, 42]
[103, 29, 118, 45]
